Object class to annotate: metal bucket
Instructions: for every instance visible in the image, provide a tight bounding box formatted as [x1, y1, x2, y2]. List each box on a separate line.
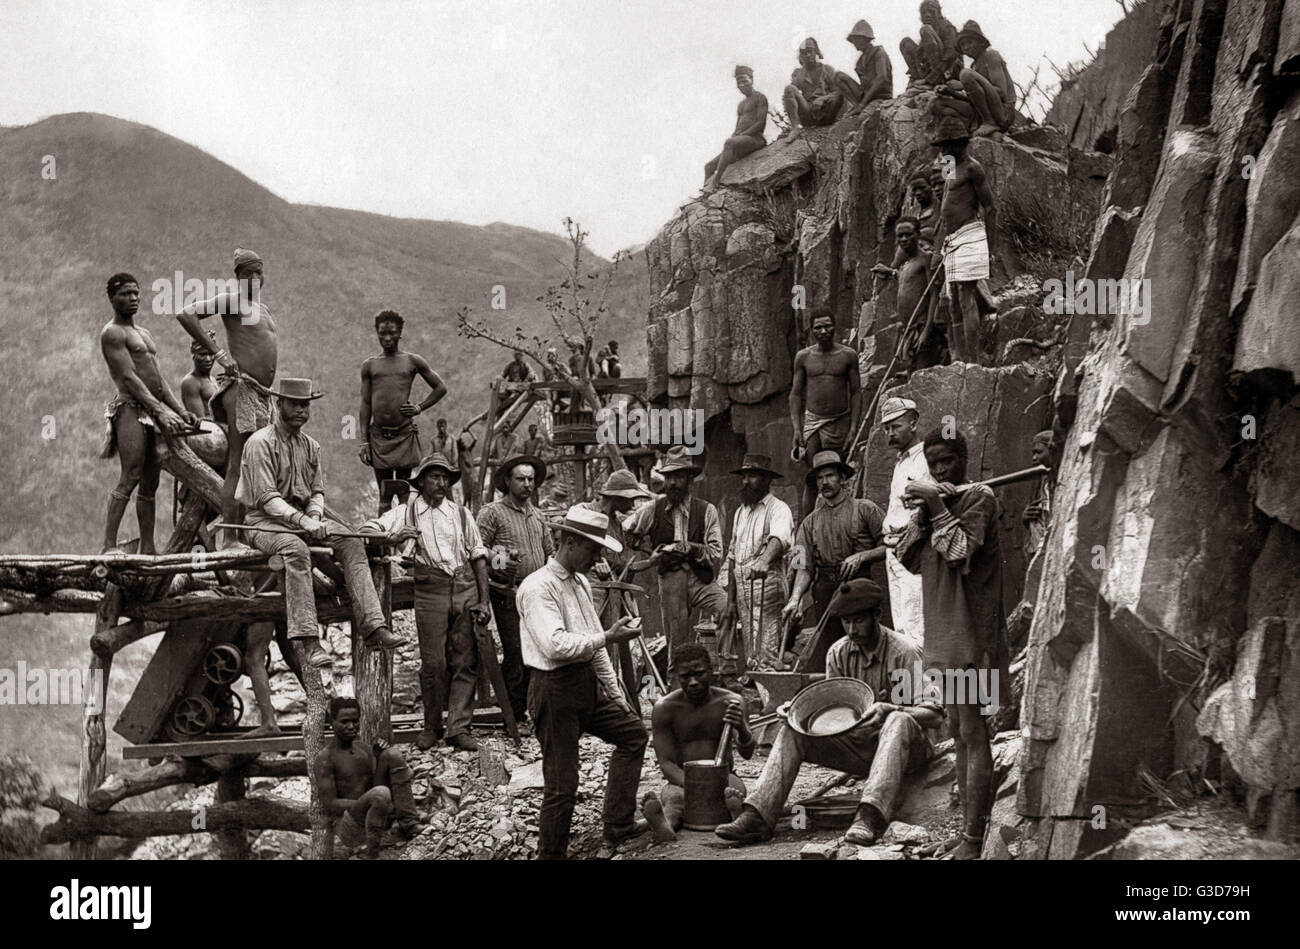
[681, 760, 729, 830]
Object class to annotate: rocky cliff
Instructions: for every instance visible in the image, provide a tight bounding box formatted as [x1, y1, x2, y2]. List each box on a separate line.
[643, 0, 1300, 857]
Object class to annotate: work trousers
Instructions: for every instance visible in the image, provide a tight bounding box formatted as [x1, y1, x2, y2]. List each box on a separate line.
[413, 565, 479, 739]
[746, 712, 930, 828]
[246, 515, 385, 641]
[658, 568, 728, 666]
[529, 663, 647, 860]
[886, 548, 925, 647]
[735, 569, 789, 670]
[489, 586, 529, 723]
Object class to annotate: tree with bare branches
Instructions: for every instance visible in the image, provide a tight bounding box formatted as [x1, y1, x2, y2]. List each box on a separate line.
[456, 218, 630, 478]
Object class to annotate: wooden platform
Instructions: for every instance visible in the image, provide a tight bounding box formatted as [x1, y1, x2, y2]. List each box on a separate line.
[122, 710, 509, 758]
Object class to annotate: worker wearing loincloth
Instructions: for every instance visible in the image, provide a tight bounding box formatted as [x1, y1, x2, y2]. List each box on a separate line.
[790, 308, 862, 518]
[716, 580, 942, 846]
[316, 697, 420, 859]
[942, 219, 990, 286]
[368, 419, 422, 469]
[642, 643, 753, 842]
[211, 370, 272, 435]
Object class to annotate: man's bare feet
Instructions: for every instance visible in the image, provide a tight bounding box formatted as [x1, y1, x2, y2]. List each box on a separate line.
[973, 123, 999, 137]
[918, 834, 962, 857]
[781, 127, 803, 144]
[641, 793, 677, 843]
[240, 722, 282, 740]
[723, 786, 745, 820]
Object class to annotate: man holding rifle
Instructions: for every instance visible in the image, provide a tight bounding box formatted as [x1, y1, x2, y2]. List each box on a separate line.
[235, 377, 400, 670]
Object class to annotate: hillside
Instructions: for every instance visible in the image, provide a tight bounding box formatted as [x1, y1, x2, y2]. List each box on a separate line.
[0, 111, 649, 553]
[0, 112, 649, 795]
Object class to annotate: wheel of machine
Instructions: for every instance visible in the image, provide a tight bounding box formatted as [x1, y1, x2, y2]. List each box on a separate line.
[165, 694, 216, 741]
[203, 643, 244, 685]
[213, 689, 244, 730]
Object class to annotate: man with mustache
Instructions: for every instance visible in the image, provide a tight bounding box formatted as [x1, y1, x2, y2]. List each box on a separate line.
[626, 446, 727, 663]
[518, 506, 648, 859]
[720, 454, 793, 671]
[360, 452, 491, 751]
[782, 451, 885, 670]
[879, 397, 931, 645]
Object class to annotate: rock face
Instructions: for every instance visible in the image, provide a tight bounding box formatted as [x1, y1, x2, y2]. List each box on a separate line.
[1020, 0, 1300, 857]
[645, 91, 1108, 569]
[643, 0, 1299, 859]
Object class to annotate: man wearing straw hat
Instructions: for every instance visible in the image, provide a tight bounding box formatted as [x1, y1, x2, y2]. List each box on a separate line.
[518, 505, 649, 859]
[717, 579, 941, 846]
[478, 452, 554, 725]
[582, 469, 651, 578]
[360, 452, 491, 751]
[719, 454, 793, 671]
[625, 446, 727, 661]
[879, 396, 931, 645]
[236, 377, 400, 671]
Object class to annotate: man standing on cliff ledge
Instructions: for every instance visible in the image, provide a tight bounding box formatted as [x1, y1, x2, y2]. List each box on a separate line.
[790, 308, 862, 518]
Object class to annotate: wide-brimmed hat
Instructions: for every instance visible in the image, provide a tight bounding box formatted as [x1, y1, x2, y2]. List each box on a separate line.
[410, 452, 460, 486]
[493, 454, 547, 494]
[598, 469, 652, 499]
[846, 19, 875, 42]
[879, 396, 919, 424]
[805, 450, 855, 485]
[656, 445, 703, 476]
[267, 378, 323, 401]
[827, 579, 885, 618]
[956, 20, 990, 49]
[730, 453, 784, 480]
[551, 505, 623, 554]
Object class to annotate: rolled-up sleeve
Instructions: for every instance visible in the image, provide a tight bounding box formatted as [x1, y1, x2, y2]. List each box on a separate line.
[462, 509, 490, 562]
[235, 435, 282, 511]
[517, 580, 604, 666]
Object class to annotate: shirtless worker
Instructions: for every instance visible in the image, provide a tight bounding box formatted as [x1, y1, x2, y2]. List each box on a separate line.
[179, 331, 230, 472]
[957, 21, 1015, 136]
[358, 310, 448, 513]
[642, 643, 753, 842]
[315, 697, 420, 859]
[703, 66, 768, 192]
[99, 273, 199, 553]
[873, 217, 940, 371]
[175, 248, 277, 539]
[931, 120, 996, 364]
[790, 309, 862, 517]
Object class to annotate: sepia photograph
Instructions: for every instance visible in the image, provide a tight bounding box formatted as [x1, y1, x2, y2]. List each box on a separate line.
[0, 0, 1293, 926]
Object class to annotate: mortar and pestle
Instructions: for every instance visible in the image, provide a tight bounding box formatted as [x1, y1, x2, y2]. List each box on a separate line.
[681, 722, 734, 830]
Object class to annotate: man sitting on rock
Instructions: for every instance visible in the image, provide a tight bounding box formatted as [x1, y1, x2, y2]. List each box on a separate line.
[315, 697, 421, 859]
[956, 21, 1015, 136]
[704, 66, 768, 192]
[716, 580, 942, 846]
[900, 0, 961, 88]
[843, 20, 893, 116]
[642, 643, 753, 842]
[781, 38, 854, 143]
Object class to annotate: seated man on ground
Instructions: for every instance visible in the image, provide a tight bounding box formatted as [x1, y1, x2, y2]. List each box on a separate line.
[642, 643, 753, 841]
[716, 579, 943, 846]
[314, 697, 421, 859]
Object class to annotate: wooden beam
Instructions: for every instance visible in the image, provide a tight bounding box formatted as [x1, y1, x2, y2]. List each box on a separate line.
[0, 576, 415, 624]
[88, 755, 307, 812]
[72, 585, 121, 860]
[41, 792, 307, 845]
[355, 560, 394, 746]
[122, 724, 432, 759]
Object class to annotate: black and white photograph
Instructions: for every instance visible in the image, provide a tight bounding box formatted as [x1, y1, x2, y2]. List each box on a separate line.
[0, 0, 1293, 925]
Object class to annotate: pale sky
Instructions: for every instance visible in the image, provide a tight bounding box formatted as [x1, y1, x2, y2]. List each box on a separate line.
[0, 0, 1128, 256]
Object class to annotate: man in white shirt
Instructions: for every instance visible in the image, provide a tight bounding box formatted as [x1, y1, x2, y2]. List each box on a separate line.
[879, 397, 931, 645]
[360, 452, 490, 751]
[517, 506, 648, 859]
[720, 454, 794, 671]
